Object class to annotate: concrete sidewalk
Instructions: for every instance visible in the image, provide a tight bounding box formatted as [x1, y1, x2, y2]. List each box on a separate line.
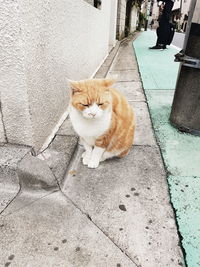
[134, 30, 200, 267]
[0, 36, 185, 267]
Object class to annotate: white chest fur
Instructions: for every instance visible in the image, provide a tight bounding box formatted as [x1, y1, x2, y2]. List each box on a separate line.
[69, 105, 111, 145]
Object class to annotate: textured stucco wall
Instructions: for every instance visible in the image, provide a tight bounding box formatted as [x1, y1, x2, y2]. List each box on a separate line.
[0, 0, 34, 146]
[0, 0, 111, 150]
[0, 106, 6, 143]
[0, 94, 6, 143]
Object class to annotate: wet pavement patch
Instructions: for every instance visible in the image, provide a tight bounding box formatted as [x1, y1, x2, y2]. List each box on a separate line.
[8, 255, 14, 261]
[119, 205, 126, 211]
[75, 247, 81, 252]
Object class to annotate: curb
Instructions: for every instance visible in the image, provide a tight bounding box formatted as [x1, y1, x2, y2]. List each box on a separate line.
[0, 36, 134, 212]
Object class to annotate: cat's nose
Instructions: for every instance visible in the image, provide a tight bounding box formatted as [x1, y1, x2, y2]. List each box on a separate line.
[89, 113, 96, 117]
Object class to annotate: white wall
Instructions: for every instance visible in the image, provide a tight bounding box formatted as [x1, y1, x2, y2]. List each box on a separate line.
[0, 107, 6, 143]
[0, 0, 34, 146]
[130, 6, 138, 32]
[117, 0, 127, 39]
[0, 0, 112, 151]
[109, 0, 118, 49]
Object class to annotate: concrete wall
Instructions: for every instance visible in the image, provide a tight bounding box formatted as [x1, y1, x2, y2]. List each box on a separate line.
[84, 0, 94, 5]
[116, 0, 127, 40]
[0, 0, 34, 147]
[130, 6, 138, 32]
[109, 0, 118, 48]
[0, 105, 6, 143]
[0, 0, 112, 151]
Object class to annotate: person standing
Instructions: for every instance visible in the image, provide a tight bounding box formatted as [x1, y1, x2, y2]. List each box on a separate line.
[149, 0, 175, 50]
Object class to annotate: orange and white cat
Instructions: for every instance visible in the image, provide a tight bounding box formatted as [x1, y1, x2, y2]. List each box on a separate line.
[69, 79, 135, 168]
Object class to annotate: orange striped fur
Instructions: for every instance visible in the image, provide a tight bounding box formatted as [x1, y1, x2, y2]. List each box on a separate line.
[69, 78, 135, 166]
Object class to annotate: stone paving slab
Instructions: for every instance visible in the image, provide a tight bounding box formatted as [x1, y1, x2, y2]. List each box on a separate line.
[107, 70, 140, 82]
[114, 81, 145, 102]
[63, 146, 184, 267]
[0, 191, 136, 267]
[131, 101, 156, 146]
[36, 118, 78, 185]
[57, 117, 77, 136]
[109, 45, 138, 71]
[38, 135, 78, 183]
[0, 145, 31, 186]
[1, 190, 54, 217]
[0, 145, 31, 213]
[18, 154, 58, 189]
[110, 58, 137, 71]
[0, 190, 19, 215]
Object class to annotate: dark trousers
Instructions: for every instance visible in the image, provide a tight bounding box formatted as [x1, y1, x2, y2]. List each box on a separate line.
[156, 0, 174, 45]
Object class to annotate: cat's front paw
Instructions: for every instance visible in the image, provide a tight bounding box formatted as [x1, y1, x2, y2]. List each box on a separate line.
[82, 152, 91, 165]
[88, 158, 100, 169]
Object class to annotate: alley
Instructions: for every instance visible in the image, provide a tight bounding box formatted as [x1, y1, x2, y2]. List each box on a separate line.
[0, 37, 184, 267]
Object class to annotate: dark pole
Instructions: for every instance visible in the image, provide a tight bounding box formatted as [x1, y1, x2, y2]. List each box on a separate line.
[170, 0, 200, 135]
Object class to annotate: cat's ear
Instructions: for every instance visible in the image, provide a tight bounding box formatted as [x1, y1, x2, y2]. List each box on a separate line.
[68, 79, 81, 95]
[102, 79, 116, 88]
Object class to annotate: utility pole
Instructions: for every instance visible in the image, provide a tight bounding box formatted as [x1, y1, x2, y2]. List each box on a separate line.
[170, 0, 200, 135]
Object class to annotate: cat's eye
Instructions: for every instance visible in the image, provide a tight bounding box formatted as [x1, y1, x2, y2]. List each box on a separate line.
[98, 103, 103, 106]
[81, 104, 89, 107]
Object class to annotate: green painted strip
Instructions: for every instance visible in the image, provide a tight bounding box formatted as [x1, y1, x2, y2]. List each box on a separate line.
[133, 31, 200, 267]
[133, 31, 180, 90]
[168, 175, 200, 267]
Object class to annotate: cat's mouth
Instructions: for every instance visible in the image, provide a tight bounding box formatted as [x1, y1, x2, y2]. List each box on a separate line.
[83, 115, 98, 120]
[82, 112, 101, 120]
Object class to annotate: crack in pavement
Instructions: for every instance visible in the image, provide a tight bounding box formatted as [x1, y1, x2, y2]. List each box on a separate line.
[60, 189, 140, 267]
